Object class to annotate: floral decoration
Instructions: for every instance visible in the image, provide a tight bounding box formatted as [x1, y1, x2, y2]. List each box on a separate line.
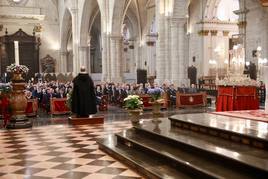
[6, 64, 29, 74]
[216, 74, 260, 87]
[124, 95, 143, 110]
[147, 87, 164, 103]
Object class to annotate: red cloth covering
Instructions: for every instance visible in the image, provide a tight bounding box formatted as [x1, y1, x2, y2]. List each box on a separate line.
[216, 86, 259, 112]
[179, 94, 204, 106]
[139, 95, 152, 108]
[25, 101, 34, 114]
[0, 97, 11, 127]
[53, 100, 69, 112]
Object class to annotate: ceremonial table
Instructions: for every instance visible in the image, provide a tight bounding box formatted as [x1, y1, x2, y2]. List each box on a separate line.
[216, 86, 259, 112]
[176, 92, 207, 108]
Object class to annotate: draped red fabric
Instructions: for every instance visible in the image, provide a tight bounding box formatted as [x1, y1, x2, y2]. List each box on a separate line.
[234, 87, 259, 110]
[0, 97, 11, 127]
[216, 86, 259, 112]
[25, 101, 34, 113]
[53, 100, 69, 112]
[216, 87, 234, 112]
[140, 96, 152, 108]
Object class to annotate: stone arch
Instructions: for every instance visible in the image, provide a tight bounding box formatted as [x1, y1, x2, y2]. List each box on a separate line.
[60, 8, 72, 51]
[79, 0, 100, 46]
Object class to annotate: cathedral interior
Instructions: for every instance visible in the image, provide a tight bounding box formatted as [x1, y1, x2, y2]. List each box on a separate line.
[0, 0, 268, 178]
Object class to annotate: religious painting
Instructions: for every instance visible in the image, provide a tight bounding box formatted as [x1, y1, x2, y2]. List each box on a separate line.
[41, 54, 56, 73]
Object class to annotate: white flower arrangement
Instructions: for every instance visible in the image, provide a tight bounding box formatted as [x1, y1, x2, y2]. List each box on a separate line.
[6, 64, 29, 74]
[216, 74, 260, 87]
[124, 95, 143, 110]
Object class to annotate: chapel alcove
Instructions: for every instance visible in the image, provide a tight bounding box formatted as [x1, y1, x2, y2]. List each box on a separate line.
[0, 28, 40, 80]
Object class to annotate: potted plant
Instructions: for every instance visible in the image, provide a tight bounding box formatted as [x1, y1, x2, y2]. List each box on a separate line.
[147, 87, 164, 115]
[124, 95, 143, 124]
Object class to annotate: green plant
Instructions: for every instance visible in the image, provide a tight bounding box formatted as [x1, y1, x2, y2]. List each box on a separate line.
[124, 95, 143, 110]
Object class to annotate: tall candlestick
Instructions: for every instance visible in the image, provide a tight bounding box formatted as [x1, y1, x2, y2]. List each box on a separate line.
[14, 41, 19, 65]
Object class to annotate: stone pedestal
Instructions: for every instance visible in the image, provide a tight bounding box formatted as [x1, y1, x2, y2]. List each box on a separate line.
[7, 82, 32, 129]
[69, 115, 104, 125]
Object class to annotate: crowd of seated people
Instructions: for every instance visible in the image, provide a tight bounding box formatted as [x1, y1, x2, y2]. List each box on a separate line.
[20, 80, 199, 113]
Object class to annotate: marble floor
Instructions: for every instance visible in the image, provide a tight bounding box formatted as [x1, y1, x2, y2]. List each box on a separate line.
[0, 106, 212, 179]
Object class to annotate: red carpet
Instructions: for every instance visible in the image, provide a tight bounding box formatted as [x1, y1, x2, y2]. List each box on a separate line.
[211, 110, 268, 123]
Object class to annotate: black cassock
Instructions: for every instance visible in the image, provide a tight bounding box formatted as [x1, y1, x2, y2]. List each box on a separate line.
[71, 73, 97, 117]
[187, 66, 197, 85]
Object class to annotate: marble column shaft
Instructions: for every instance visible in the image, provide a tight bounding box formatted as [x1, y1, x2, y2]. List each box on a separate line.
[178, 19, 187, 85]
[155, 1, 166, 84]
[102, 33, 109, 81]
[110, 36, 123, 82]
[78, 46, 89, 73]
[70, 7, 79, 74]
[60, 50, 68, 73]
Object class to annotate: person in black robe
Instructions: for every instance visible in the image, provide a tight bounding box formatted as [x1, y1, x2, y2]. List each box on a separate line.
[248, 62, 257, 80]
[71, 67, 97, 117]
[187, 65, 197, 85]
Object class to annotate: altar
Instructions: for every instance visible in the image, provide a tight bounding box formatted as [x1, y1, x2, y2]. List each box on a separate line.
[216, 86, 259, 112]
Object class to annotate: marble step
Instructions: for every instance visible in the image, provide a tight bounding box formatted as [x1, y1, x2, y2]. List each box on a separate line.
[98, 135, 194, 179]
[116, 128, 267, 179]
[169, 113, 268, 149]
[134, 118, 268, 174]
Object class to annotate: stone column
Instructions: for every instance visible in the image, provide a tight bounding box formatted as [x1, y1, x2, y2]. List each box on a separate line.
[78, 46, 89, 73]
[128, 40, 135, 73]
[155, 0, 166, 84]
[177, 19, 187, 85]
[170, 18, 179, 86]
[102, 33, 109, 81]
[165, 17, 171, 81]
[70, 6, 79, 74]
[110, 36, 123, 82]
[60, 50, 68, 73]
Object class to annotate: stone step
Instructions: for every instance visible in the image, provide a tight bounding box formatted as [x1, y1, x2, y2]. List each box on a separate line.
[134, 118, 268, 174]
[97, 135, 194, 179]
[116, 128, 267, 179]
[169, 113, 268, 149]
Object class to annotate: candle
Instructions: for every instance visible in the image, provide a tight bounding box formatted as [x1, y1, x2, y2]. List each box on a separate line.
[14, 41, 19, 65]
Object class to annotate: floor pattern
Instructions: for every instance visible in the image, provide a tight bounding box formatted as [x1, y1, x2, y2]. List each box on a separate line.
[0, 121, 142, 179]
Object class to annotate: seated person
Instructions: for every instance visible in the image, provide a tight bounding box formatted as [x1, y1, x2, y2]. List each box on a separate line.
[178, 84, 188, 93]
[188, 84, 198, 93]
[167, 84, 177, 105]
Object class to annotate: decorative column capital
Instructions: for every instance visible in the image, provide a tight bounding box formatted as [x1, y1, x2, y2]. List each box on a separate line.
[60, 50, 68, 56]
[78, 46, 89, 51]
[109, 35, 123, 40]
[198, 30, 209, 36]
[223, 31, 229, 36]
[70, 8, 78, 14]
[210, 30, 218, 36]
[170, 17, 187, 27]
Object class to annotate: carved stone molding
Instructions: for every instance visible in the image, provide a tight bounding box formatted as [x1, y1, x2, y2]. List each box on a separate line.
[223, 31, 229, 36]
[6, 0, 29, 6]
[198, 30, 209, 36]
[238, 21, 247, 28]
[210, 30, 218, 36]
